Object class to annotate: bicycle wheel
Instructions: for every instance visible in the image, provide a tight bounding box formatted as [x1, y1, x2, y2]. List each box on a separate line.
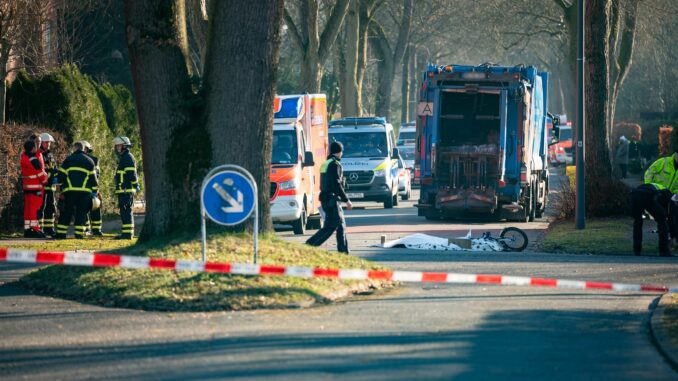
[499, 227, 528, 252]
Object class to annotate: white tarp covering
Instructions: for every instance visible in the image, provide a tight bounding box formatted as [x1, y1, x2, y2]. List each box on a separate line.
[381, 232, 504, 252]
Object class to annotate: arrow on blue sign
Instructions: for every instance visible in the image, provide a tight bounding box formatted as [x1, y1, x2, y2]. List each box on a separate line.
[201, 170, 256, 226]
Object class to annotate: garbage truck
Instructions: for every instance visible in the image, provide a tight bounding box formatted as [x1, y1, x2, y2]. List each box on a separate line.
[414, 63, 557, 222]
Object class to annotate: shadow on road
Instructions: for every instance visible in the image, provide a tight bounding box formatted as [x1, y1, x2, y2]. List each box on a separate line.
[0, 308, 670, 380]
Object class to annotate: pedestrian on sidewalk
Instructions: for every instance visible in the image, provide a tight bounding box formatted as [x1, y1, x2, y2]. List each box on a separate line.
[306, 141, 352, 253]
[616, 136, 630, 179]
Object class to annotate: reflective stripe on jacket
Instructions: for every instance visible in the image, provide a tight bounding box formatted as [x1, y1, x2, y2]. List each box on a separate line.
[644, 156, 678, 193]
[115, 150, 139, 194]
[58, 151, 98, 192]
[21, 152, 47, 191]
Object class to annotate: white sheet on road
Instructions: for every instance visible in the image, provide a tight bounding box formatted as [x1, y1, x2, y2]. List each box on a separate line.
[380, 232, 504, 252]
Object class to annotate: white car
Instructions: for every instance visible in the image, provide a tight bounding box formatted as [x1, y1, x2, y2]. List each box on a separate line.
[398, 145, 415, 184]
[397, 154, 412, 200]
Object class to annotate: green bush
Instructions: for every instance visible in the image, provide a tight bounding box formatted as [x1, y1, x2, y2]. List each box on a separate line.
[7, 64, 140, 214]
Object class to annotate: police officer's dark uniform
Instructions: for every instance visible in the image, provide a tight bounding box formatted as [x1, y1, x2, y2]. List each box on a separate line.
[306, 142, 351, 253]
[630, 183, 672, 256]
[82, 141, 103, 236]
[55, 143, 98, 239]
[38, 134, 58, 236]
[114, 136, 139, 239]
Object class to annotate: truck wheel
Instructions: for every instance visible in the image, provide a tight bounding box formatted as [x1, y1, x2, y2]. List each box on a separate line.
[292, 206, 307, 235]
[384, 194, 394, 209]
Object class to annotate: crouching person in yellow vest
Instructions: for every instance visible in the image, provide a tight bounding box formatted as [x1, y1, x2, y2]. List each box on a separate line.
[645, 151, 678, 245]
[113, 137, 140, 240]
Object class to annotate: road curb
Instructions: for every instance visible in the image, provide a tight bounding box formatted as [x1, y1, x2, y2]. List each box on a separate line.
[650, 294, 678, 371]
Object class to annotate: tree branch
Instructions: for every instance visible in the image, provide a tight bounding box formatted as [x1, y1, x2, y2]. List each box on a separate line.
[318, 0, 349, 63]
[284, 6, 305, 49]
[392, 0, 413, 66]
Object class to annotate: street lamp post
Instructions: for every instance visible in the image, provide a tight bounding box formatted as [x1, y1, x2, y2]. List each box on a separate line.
[575, 0, 586, 229]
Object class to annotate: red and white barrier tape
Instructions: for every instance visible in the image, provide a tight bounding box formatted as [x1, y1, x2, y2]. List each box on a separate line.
[1, 247, 676, 293]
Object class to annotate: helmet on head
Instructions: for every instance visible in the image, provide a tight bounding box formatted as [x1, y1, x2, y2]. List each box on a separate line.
[40, 133, 55, 143]
[79, 140, 93, 151]
[113, 136, 131, 147]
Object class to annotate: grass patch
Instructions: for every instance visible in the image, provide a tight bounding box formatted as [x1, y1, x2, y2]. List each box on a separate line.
[540, 217, 658, 255]
[12, 233, 391, 311]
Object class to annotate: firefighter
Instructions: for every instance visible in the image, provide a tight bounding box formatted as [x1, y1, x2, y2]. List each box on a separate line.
[55, 142, 98, 239]
[81, 141, 103, 236]
[305, 141, 353, 253]
[630, 183, 673, 256]
[113, 136, 139, 239]
[20, 139, 48, 238]
[38, 133, 58, 237]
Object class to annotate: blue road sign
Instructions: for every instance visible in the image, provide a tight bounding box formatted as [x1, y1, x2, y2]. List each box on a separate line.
[201, 170, 256, 226]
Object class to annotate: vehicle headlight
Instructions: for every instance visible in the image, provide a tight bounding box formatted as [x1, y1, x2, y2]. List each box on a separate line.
[279, 179, 298, 190]
[373, 169, 386, 177]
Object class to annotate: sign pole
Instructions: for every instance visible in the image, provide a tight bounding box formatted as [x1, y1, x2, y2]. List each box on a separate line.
[253, 185, 258, 264]
[200, 210, 207, 263]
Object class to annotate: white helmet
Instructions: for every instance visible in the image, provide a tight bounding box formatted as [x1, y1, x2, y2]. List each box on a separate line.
[40, 133, 55, 142]
[113, 136, 131, 147]
[79, 140, 93, 151]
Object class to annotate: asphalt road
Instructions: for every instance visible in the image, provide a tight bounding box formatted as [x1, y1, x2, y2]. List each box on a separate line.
[2, 174, 678, 380]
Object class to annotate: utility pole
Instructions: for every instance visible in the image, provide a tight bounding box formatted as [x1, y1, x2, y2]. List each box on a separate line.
[575, 0, 586, 229]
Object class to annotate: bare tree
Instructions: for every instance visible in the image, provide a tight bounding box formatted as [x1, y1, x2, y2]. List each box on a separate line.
[284, 0, 350, 92]
[370, 0, 412, 120]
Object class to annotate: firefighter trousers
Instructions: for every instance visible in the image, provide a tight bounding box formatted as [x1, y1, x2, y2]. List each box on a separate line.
[56, 192, 91, 238]
[38, 190, 56, 232]
[118, 193, 134, 237]
[305, 199, 349, 253]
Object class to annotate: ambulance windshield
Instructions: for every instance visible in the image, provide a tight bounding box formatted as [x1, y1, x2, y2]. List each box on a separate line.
[272, 130, 298, 164]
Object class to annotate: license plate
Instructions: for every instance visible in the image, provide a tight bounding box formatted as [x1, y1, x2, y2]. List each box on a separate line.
[346, 193, 364, 199]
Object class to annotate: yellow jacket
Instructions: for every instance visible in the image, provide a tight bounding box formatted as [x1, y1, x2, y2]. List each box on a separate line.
[644, 156, 678, 193]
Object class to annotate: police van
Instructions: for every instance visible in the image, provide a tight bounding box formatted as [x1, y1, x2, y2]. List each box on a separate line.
[328, 117, 400, 208]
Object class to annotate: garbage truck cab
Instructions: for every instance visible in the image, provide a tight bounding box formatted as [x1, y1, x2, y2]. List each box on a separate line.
[328, 117, 400, 209]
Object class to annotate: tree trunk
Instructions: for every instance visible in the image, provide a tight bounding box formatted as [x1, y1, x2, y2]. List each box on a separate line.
[400, 45, 410, 123]
[186, 0, 208, 74]
[371, 0, 412, 121]
[125, 0, 203, 240]
[203, 0, 283, 233]
[408, 45, 418, 121]
[340, 0, 360, 117]
[284, 0, 349, 94]
[584, 0, 612, 182]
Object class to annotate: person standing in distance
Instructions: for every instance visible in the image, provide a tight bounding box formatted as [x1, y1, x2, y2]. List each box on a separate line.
[81, 141, 103, 236]
[38, 133, 58, 237]
[55, 142, 98, 239]
[306, 141, 352, 253]
[113, 136, 140, 240]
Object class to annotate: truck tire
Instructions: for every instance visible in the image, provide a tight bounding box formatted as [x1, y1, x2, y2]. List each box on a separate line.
[528, 182, 537, 222]
[292, 205, 307, 235]
[384, 194, 394, 209]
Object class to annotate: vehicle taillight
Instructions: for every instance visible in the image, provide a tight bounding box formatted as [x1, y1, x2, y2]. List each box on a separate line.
[422, 176, 433, 185]
[520, 165, 528, 184]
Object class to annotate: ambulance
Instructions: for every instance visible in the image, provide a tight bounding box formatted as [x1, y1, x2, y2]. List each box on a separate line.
[270, 94, 328, 234]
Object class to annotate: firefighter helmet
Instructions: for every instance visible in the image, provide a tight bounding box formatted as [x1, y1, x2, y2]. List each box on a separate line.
[79, 140, 93, 151]
[112, 136, 131, 147]
[91, 195, 101, 211]
[39, 133, 55, 142]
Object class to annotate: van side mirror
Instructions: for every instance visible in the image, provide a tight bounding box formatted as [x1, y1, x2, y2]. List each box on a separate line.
[549, 126, 560, 146]
[302, 151, 315, 167]
[392, 147, 400, 159]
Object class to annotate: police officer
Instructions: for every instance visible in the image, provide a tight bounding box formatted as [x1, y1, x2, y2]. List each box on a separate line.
[55, 142, 98, 239]
[306, 141, 353, 253]
[113, 136, 139, 240]
[630, 183, 673, 256]
[80, 141, 103, 236]
[38, 133, 58, 237]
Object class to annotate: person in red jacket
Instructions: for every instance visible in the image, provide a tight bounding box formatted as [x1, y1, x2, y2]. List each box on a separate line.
[21, 139, 48, 238]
